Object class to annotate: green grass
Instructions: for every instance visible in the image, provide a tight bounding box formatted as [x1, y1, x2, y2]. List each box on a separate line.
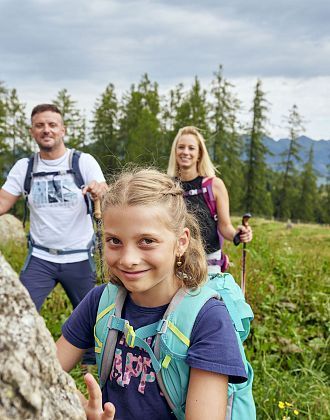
[1, 218, 329, 417]
[227, 218, 330, 419]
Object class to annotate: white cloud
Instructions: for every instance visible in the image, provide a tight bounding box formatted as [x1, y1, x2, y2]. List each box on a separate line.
[0, 0, 329, 140]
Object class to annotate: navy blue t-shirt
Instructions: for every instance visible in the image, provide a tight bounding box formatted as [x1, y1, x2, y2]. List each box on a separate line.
[62, 284, 247, 419]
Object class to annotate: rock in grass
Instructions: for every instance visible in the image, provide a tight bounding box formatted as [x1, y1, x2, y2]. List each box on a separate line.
[0, 253, 86, 419]
[0, 214, 26, 245]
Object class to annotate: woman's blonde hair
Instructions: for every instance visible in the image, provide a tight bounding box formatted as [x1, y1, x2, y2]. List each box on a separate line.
[102, 168, 208, 288]
[167, 126, 216, 178]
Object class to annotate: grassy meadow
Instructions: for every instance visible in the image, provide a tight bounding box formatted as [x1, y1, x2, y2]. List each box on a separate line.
[1, 218, 329, 419]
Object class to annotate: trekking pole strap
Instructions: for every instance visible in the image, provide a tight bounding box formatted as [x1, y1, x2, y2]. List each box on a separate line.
[233, 232, 241, 246]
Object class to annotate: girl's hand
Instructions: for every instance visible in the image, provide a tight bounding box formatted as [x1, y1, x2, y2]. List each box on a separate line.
[79, 373, 115, 420]
[236, 225, 253, 243]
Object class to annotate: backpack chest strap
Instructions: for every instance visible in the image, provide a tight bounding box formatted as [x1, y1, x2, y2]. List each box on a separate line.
[30, 169, 74, 178]
[183, 186, 207, 196]
[108, 315, 162, 373]
[183, 185, 218, 222]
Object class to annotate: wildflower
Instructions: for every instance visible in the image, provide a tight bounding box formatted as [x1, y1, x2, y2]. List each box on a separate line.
[285, 402, 293, 407]
[294, 409, 299, 415]
[278, 401, 285, 409]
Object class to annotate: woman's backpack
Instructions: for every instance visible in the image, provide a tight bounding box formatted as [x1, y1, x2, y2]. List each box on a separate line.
[183, 177, 230, 272]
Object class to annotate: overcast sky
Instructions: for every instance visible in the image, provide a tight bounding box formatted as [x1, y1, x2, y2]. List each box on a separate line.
[1, 0, 330, 140]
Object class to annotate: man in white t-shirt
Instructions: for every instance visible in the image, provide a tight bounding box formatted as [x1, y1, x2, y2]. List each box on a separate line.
[0, 104, 107, 364]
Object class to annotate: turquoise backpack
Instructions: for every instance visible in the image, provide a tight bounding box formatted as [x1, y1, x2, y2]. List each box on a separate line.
[94, 273, 256, 419]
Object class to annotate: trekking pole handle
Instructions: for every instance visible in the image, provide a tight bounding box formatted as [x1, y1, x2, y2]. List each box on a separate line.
[94, 199, 102, 220]
[242, 212, 252, 229]
[233, 213, 252, 246]
[241, 213, 252, 249]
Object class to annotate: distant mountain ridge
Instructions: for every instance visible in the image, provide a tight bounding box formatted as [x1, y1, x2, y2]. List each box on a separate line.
[262, 136, 329, 183]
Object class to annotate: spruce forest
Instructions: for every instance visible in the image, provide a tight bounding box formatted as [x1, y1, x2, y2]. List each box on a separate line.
[0, 66, 329, 224]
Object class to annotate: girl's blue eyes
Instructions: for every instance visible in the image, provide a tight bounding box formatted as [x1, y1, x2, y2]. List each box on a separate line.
[107, 238, 121, 245]
[106, 238, 155, 246]
[141, 238, 154, 245]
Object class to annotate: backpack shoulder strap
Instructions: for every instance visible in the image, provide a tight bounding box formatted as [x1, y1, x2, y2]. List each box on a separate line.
[154, 286, 218, 418]
[23, 153, 38, 196]
[23, 153, 38, 228]
[202, 177, 227, 251]
[70, 149, 85, 189]
[95, 283, 126, 388]
[70, 149, 93, 215]
[202, 177, 217, 219]
[95, 284, 163, 388]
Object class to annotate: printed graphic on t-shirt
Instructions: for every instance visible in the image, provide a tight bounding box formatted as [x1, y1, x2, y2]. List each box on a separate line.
[32, 178, 78, 207]
[110, 335, 156, 394]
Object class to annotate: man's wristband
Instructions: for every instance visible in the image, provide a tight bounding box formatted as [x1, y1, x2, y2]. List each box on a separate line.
[233, 232, 241, 246]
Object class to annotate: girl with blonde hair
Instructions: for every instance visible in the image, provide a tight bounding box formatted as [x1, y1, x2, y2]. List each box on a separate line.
[168, 126, 252, 273]
[56, 168, 248, 419]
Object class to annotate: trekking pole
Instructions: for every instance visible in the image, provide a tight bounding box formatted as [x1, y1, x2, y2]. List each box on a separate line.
[241, 213, 252, 296]
[94, 199, 105, 283]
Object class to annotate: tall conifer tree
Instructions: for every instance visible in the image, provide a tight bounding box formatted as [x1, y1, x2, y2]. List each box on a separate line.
[244, 80, 272, 216]
[276, 104, 304, 219]
[0, 82, 9, 185]
[0, 83, 8, 144]
[210, 65, 243, 212]
[295, 145, 317, 222]
[53, 89, 86, 149]
[173, 77, 210, 136]
[166, 77, 211, 171]
[118, 74, 162, 165]
[160, 84, 185, 166]
[89, 83, 119, 172]
[5, 89, 30, 164]
[318, 164, 330, 224]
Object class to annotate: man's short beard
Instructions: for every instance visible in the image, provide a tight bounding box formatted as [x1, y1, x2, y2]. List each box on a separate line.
[37, 138, 64, 152]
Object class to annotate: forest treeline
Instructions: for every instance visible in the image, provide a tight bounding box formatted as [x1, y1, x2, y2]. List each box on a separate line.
[0, 66, 329, 223]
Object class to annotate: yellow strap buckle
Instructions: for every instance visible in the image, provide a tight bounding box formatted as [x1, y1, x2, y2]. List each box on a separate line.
[162, 354, 172, 368]
[124, 322, 136, 348]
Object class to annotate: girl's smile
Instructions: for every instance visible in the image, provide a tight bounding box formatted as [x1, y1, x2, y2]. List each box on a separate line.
[118, 268, 152, 281]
